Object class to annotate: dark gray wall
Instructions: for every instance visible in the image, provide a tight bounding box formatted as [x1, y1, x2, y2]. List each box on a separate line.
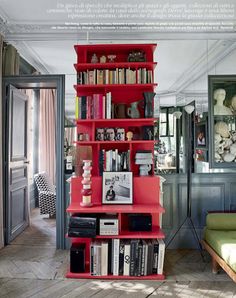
[162, 173, 236, 248]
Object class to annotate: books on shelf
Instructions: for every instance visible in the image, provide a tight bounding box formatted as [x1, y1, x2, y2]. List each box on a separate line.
[90, 238, 165, 277]
[77, 68, 153, 85]
[75, 92, 112, 120]
[99, 149, 130, 174]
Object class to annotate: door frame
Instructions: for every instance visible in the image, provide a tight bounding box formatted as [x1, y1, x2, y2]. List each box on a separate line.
[2, 75, 65, 249]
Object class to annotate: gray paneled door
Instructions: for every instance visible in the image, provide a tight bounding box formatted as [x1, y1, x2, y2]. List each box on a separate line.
[6, 85, 29, 243]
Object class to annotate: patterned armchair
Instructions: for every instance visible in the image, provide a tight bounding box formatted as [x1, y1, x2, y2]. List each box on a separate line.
[34, 172, 56, 216]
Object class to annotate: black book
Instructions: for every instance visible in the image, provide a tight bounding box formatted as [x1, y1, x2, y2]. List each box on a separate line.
[108, 240, 112, 275]
[152, 239, 158, 274]
[130, 239, 139, 276]
[81, 96, 87, 119]
[147, 240, 154, 275]
[119, 241, 125, 275]
[137, 241, 143, 276]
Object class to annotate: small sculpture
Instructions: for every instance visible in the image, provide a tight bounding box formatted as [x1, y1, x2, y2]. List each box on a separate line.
[127, 101, 140, 118]
[100, 55, 106, 63]
[215, 121, 230, 138]
[107, 54, 116, 62]
[127, 51, 146, 62]
[213, 88, 232, 115]
[143, 92, 156, 118]
[80, 160, 93, 207]
[126, 131, 133, 141]
[91, 54, 98, 63]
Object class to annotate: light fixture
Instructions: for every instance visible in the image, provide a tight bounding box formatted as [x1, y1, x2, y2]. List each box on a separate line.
[173, 111, 182, 119]
[184, 105, 195, 114]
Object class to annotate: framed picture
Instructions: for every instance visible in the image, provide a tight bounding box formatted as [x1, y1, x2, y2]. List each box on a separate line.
[195, 121, 207, 148]
[195, 149, 208, 162]
[102, 172, 133, 204]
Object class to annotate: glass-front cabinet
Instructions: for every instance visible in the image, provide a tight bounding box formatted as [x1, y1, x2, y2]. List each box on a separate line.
[208, 75, 236, 168]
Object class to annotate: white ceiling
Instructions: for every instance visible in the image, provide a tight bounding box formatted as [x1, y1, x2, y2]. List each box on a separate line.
[0, 0, 236, 118]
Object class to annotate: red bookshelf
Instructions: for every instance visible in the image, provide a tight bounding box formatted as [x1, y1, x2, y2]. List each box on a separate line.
[67, 43, 165, 280]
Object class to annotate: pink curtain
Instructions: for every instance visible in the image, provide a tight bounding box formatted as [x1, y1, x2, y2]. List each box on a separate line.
[39, 89, 56, 184]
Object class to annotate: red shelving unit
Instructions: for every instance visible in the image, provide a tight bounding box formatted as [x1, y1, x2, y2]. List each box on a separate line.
[67, 43, 165, 280]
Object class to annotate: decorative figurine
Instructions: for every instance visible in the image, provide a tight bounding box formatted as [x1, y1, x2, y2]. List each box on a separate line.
[107, 54, 116, 62]
[80, 160, 93, 207]
[126, 131, 133, 141]
[91, 54, 98, 63]
[127, 101, 141, 118]
[100, 55, 106, 63]
[143, 92, 156, 118]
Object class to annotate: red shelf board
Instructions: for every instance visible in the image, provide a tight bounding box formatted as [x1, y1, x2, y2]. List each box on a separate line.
[68, 229, 165, 240]
[74, 44, 157, 54]
[67, 203, 165, 214]
[74, 140, 156, 145]
[74, 62, 157, 71]
[76, 118, 158, 124]
[66, 271, 165, 280]
[74, 83, 158, 91]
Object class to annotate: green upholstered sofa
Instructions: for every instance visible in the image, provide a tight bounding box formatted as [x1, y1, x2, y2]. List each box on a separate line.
[202, 213, 236, 283]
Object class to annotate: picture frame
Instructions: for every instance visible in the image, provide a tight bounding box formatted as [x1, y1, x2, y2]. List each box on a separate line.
[102, 172, 133, 204]
[195, 149, 208, 162]
[195, 121, 207, 148]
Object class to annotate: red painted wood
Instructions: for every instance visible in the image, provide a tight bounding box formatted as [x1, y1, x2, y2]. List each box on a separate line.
[74, 62, 157, 72]
[67, 43, 165, 280]
[68, 228, 165, 239]
[66, 272, 165, 280]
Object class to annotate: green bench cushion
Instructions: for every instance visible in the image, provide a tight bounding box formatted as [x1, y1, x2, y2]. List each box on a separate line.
[206, 213, 236, 230]
[204, 229, 236, 272]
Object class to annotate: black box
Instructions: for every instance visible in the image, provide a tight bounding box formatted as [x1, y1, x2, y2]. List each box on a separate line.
[128, 214, 152, 231]
[69, 216, 97, 229]
[68, 227, 96, 238]
[70, 244, 85, 273]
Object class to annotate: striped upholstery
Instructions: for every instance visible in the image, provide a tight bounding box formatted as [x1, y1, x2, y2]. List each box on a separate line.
[34, 173, 56, 215]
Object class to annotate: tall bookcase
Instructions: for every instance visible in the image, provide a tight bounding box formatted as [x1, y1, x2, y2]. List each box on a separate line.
[66, 43, 165, 280]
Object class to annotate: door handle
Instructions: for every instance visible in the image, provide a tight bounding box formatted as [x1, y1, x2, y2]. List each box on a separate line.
[24, 161, 30, 164]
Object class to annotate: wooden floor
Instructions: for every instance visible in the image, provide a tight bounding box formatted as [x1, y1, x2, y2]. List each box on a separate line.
[0, 209, 235, 298]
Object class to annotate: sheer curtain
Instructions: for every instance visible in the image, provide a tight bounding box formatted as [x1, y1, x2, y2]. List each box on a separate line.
[0, 34, 3, 248]
[2, 44, 20, 76]
[39, 89, 56, 184]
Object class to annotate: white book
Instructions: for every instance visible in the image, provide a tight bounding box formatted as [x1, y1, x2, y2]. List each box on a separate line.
[112, 239, 120, 276]
[157, 239, 165, 275]
[123, 242, 131, 276]
[101, 241, 108, 276]
[135, 158, 153, 165]
[135, 153, 153, 159]
[143, 240, 148, 276]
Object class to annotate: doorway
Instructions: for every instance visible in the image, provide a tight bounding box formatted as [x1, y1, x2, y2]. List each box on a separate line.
[2, 75, 65, 249]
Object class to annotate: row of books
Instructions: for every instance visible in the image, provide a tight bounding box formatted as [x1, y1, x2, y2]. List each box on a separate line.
[77, 68, 153, 85]
[75, 93, 112, 120]
[99, 149, 131, 174]
[90, 239, 165, 276]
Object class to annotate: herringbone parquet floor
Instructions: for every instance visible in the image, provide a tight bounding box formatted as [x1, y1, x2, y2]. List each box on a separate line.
[0, 209, 235, 298]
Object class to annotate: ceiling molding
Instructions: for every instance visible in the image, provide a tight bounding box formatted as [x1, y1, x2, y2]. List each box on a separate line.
[168, 40, 236, 93]
[11, 41, 50, 74]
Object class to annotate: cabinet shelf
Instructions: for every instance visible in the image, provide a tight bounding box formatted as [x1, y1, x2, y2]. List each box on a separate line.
[74, 83, 158, 92]
[66, 271, 165, 280]
[68, 228, 164, 239]
[74, 140, 156, 145]
[74, 62, 157, 72]
[76, 118, 158, 124]
[67, 203, 165, 214]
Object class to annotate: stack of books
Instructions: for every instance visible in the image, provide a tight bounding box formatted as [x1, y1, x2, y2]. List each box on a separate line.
[135, 150, 154, 165]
